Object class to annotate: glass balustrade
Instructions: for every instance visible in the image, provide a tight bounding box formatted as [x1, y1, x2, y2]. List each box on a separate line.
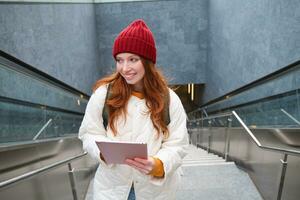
[0, 53, 89, 145]
[188, 61, 300, 129]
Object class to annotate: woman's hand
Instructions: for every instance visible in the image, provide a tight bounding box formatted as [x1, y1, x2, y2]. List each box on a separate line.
[125, 157, 155, 175]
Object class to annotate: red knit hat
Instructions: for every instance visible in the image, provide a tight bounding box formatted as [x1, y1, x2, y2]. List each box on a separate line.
[113, 19, 157, 64]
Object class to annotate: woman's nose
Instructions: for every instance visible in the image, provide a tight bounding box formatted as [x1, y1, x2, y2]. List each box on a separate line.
[122, 61, 131, 71]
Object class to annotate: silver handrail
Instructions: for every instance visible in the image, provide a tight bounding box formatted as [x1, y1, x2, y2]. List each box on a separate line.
[188, 110, 300, 200]
[203, 109, 209, 117]
[232, 111, 297, 200]
[280, 109, 300, 126]
[33, 118, 52, 140]
[188, 107, 206, 117]
[189, 112, 232, 122]
[0, 152, 87, 189]
[232, 111, 262, 146]
[0, 135, 77, 152]
[189, 111, 300, 156]
[232, 111, 300, 155]
[189, 106, 208, 115]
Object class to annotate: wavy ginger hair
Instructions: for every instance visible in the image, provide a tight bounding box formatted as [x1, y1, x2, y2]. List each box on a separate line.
[92, 57, 169, 138]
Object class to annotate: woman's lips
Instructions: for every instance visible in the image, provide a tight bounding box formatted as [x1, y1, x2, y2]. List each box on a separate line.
[123, 73, 136, 80]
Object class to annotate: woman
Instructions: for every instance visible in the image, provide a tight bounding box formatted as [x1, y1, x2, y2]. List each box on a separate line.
[79, 19, 188, 200]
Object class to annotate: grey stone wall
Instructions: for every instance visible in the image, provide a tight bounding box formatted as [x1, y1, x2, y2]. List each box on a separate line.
[94, 0, 208, 85]
[205, 0, 300, 103]
[1, 0, 299, 106]
[0, 3, 101, 95]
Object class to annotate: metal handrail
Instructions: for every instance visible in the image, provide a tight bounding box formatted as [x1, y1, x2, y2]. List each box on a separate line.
[188, 110, 300, 156]
[0, 95, 84, 116]
[280, 109, 300, 126]
[232, 111, 262, 146]
[0, 152, 87, 189]
[0, 135, 77, 152]
[33, 119, 52, 140]
[203, 109, 209, 117]
[189, 112, 232, 122]
[188, 110, 300, 200]
[232, 111, 300, 156]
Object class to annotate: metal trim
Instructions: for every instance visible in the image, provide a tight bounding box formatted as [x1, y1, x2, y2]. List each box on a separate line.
[232, 111, 300, 156]
[189, 111, 300, 156]
[0, 152, 87, 189]
[189, 112, 232, 122]
[0, 135, 78, 152]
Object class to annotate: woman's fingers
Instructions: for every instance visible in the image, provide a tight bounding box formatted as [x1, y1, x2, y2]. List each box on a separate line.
[125, 159, 150, 174]
[125, 158, 151, 170]
[133, 157, 151, 165]
[125, 158, 152, 174]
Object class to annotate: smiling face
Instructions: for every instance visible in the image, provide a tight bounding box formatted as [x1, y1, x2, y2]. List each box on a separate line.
[116, 52, 145, 91]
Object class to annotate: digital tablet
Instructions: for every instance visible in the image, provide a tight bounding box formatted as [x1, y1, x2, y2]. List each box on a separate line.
[95, 141, 148, 164]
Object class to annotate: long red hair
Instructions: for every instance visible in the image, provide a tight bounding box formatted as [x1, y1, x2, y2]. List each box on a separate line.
[92, 58, 169, 138]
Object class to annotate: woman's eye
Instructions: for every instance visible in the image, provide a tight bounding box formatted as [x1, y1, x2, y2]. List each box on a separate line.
[116, 59, 123, 63]
[131, 58, 139, 62]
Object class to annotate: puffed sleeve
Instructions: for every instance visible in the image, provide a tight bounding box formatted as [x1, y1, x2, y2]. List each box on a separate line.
[78, 84, 112, 165]
[151, 89, 189, 185]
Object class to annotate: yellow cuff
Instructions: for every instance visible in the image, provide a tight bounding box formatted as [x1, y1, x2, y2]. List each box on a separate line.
[149, 157, 165, 178]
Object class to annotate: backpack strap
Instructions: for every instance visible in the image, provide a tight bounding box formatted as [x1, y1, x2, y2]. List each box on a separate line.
[102, 83, 112, 130]
[163, 90, 171, 126]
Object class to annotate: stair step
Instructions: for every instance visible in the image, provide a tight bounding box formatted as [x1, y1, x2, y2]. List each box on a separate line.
[183, 159, 224, 162]
[184, 159, 224, 162]
[183, 160, 225, 164]
[182, 161, 233, 167]
[185, 157, 220, 159]
[176, 145, 262, 199]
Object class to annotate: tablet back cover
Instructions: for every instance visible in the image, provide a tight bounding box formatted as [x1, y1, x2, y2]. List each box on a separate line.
[95, 141, 148, 164]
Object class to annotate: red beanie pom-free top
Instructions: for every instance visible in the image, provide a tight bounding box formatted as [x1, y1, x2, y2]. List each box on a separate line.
[113, 19, 157, 64]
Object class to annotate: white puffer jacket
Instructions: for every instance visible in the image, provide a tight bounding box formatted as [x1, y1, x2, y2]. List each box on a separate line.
[78, 84, 189, 200]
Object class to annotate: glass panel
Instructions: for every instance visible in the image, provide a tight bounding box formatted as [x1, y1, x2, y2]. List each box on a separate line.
[202, 119, 210, 127]
[0, 101, 83, 143]
[0, 62, 88, 113]
[235, 90, 300, 128]
[189, 67, 300, 129]
[0, 101, 45, 143]
[205, 65, 300, 115]
[231, 115, 242, 128]
[0, 56, 86, 145]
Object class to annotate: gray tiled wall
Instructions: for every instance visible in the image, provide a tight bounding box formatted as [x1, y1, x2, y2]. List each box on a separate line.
[0, 0, 299, 105]
[0, 3, 101, 95]
[205, 0, 300, 103]
[94, 0, 208, 85]
[0, 1, 208, 95]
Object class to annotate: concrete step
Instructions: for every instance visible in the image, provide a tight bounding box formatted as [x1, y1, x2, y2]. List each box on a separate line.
[184, 145, 224, 159]
[183, 159, 225, 163]
[182, 145, 228, 167]
[182, 161, 234, 167]
[177, 162, 263, 200]
[184, 157, 223, 161]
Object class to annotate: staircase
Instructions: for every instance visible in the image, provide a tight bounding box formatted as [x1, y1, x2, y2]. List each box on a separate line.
[85, 145, 263, 200]
[182, 145, 227, 166]
[176, 145, 263, 200]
